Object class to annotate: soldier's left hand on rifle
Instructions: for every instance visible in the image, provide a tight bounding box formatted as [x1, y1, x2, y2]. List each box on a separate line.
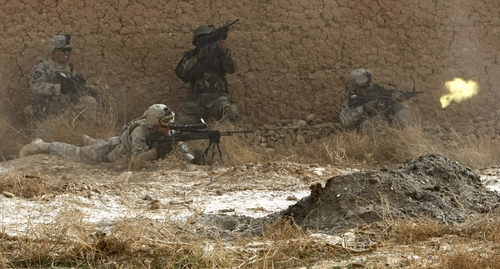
[217, 39, 228, 57]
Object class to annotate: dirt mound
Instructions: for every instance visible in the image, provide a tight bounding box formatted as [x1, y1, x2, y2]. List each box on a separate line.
[282, 153, 500, 233]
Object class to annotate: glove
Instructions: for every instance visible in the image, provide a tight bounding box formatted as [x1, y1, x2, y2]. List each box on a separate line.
[154, 142, 173, 159]
[190, 149, 206, 165]
[74, 73, 87, 85]
[362, 100, 379, 115]
[59, 77, 77, 94]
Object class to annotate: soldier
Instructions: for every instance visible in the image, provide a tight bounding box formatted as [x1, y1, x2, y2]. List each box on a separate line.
[18, 104, 198, 165]
[338, 69, 414, 130]
[24, 34, 97, 121]
[174, 24, 238, 125]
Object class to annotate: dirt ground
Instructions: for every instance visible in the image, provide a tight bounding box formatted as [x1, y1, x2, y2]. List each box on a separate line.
[283, 153, 500, 233]
[1, 152, 500, 267]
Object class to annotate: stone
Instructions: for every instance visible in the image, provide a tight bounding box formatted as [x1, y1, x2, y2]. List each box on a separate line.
[305, 114, 315, 124]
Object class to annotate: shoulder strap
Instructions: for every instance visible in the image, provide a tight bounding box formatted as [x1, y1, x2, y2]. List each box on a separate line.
[121, 117, 146, 134]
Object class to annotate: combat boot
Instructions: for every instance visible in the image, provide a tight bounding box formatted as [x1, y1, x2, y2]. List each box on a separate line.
[82, 134, 97, 146]
[19, 138, 50, 158]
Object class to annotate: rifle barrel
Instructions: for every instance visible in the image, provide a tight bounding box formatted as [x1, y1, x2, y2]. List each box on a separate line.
[227, 18, 240, 27]
[170, 123, 207, 131]
[221, 130, 255, 135]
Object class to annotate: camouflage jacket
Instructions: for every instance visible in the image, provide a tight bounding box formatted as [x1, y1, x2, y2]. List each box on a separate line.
[28, 57, 79, 115]
[106, 119, 193, 162]
[175, 48, 237, 110]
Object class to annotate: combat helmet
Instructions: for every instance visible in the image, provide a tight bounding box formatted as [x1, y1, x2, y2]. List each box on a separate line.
[192, 25, 214, 46]
[348, 69, 373, 93]
[49, 34, 73, 53]
[143, 104, 175, 128]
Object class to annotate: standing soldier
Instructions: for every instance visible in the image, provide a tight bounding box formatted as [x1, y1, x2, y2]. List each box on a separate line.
[174, 24, 239, 125]
[24, 34, 97, 121]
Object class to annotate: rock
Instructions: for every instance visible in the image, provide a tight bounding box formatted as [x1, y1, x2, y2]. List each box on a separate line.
[312, 118, 324, 124]
[296, 120, 307, 129]
[278, 119, 293, 125]
[263, 124, 276, 130]
[296, 135, 306, 144]
[2, 191, 15, 198]
[459, 125, 476, 135]
[284, 135, 294, 146]
[487, 120, 496, 127]
[441, 121, 452, 131]
[473, 116, 485, 123]
[262, 132, 273, 138]
[305, 114, 315, 124]
[314, 122, 336, 129]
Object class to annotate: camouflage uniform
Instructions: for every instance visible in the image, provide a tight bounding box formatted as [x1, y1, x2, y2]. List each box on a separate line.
[19, 104, 195, 164]
[48, 119, 193, 164]
[174, 26, 238, 125]
[24, 35, 97, 121]
[338, 69, 414, 130]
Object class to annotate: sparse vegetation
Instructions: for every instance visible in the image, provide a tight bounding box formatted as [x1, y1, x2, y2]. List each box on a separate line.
[2, 83, 500, 268]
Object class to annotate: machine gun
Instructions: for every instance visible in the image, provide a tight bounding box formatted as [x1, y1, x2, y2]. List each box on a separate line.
[147, 121, 254, 166]
[348, 83, 423, 109]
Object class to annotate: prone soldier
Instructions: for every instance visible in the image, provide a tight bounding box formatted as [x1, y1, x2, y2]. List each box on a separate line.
[19, 104, 199, 165]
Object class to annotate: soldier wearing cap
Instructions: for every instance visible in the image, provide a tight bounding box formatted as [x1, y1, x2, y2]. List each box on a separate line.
[174, 24, 238, 125]
[18, 104, 197, 164]
[24, 34, 97, 121]
[338, 69, 414, 130]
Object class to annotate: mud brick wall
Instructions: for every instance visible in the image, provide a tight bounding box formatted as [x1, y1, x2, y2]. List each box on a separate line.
[1, 0, 500, 138]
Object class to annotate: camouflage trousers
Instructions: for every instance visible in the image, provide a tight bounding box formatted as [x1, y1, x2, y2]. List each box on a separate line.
[48, 135, 124, 164]
[175, 96, 238, 125]
[360, 104, 414, 133]
[338, 100, 414, 131]
[49, 139, 110, 164]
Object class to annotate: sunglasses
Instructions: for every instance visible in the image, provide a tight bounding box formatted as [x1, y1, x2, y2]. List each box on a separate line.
[58, 48, 72, 53]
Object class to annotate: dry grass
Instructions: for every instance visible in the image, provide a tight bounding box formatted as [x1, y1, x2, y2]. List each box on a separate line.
[0, 214, 342, 268]
[219, 119, 500, 170]
[2, 205, 499, 268]
[0, 171, 63, 198]
[24, 82, 119, 146]
[2, 91, 500, 267]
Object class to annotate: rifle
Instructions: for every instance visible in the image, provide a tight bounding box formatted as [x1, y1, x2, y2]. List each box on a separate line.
[348, 83, 423, 109]
[194, 18, 240, 55]
[54, 71, 87, 94]
[147, 123, 254, 166]
[54, 71, 102, 99]
[175, 18, 240, 82]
